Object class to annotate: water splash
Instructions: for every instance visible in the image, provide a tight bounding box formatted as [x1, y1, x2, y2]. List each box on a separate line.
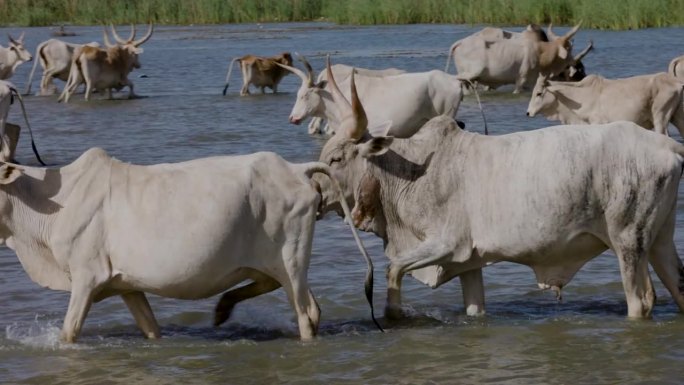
[4, 316, 88, 351]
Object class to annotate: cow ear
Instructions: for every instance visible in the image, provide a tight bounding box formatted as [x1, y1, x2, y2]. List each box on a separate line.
[367, 120, 392, 137]
[0, 164, 22, 185]
[557, 45, 568, 60]
[358, 136, 394, 158]
[134, 47, 144, 54]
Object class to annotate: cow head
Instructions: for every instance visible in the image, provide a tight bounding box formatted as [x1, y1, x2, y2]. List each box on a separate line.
[526, 75, 561, 118]
[552, 40, 593, 82]
[7, 33, 32, 63]
[277, 54, 328, 125]
[314, 56, 392, 217]
[103, 23, 154, 71]
[538, 23, 581, 77]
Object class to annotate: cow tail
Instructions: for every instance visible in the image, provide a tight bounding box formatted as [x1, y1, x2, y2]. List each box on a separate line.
[458, 78, 488, 135]
[24, 41, 46, 95]
[222, 57, 240, 95]
[298, 162, 384, 333]
[9, 87, 46, 166]
[445, 40, 461, 73]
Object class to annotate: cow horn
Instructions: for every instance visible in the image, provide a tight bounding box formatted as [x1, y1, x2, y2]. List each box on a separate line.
[132, 23, 154, 47]
[276, 62, 309, 84]
[102, 27, 115, 48]
[326, 54, 351, 109]
[295, 53, 315, 87]
[350, 69, 368, 141]
[547, 23, 560, 40]
[562, 22, 582, 41]
[573, 40, 593, 62]
[7, 34, 16, 45]
[17, 32, 24, 43]
[110, 24, 128, 44]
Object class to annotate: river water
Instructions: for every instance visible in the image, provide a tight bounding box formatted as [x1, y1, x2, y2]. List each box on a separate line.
[0, 22, 683, 384]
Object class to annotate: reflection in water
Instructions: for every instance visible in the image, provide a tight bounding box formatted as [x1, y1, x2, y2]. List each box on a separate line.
[0, 22, 683, 384]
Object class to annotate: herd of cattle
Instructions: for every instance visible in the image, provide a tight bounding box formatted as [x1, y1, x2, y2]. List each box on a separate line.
[0, 22, 684, 343]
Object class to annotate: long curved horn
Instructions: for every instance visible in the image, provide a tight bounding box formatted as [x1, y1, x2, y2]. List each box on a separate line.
[276, 62, 309, 85]
[126, 24, 136, 42]
[546, 23, 559, 40]
[573, 40, 593, 62]
[295, 53, 315, 86]
[562, 22, 582, 41]
[349, 69, 368, 141]
[132, 23, 154, 47]
[326, 55, 351, 109]
[110, 24, 128, 44]
[102, 27, 115, 48]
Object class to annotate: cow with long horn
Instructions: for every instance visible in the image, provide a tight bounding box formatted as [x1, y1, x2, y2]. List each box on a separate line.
[314, 55, 684, 323]
[448, 23, 585, 93]
[59, 23, 154, 103]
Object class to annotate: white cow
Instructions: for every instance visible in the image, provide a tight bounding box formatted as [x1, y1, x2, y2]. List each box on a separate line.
[314, 68, 684, 321]
[280, 56, 463, 138]
[448, 24, 582, 93]
[0, 80, 43, 165]
[24, 39, 101, 96]
[299, 58, 406, 135]
[0, 148, 374, 342]
[669, 55, 684, 79]
[526, 73, 684, 137]
[0, 33, 32, 80]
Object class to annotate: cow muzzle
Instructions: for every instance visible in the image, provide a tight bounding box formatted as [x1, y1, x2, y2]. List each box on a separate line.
[289, 116, 303, 125]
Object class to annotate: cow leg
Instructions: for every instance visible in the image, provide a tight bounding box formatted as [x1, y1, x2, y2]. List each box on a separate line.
[214, 272, 281, 327]
[648, 210, 684, 312]
[613, 238, 655, 318]
[240, 65, 251, 96]
[386, 240, 457, 319]
[308, 117, 324, 135]
[121, 291, 160, 339]
[61, 272, 108, 343]
[459, 268, 485, 316]
[0, 123, 20, 163]
[275, 220, 320, 340]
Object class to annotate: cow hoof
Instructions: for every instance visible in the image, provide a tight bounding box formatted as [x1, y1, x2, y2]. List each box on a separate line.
[384, 305, 404, 320]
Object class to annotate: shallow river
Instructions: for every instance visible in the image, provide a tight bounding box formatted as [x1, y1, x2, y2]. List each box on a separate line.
[1, 22, 683, 384]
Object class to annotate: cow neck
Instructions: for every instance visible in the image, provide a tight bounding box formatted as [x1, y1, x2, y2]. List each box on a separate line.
[320, 90, 342, 127]
[2, 148, 113, 290]
[362, 116, 470, 252]
[0, 49, 15, 79]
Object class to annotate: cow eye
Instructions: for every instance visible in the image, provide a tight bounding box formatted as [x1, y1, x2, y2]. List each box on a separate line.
[329, 157, 342, 165]
[536, 92, 543, 97]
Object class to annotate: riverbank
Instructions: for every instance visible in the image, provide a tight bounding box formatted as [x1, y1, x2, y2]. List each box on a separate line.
[1, 0, 682, 30]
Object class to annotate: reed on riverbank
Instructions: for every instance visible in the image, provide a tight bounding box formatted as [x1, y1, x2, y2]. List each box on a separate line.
[1, 0, 682, 29]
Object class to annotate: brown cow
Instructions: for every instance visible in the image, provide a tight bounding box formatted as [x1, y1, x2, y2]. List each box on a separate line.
[222, 52, 293, 96]
[58, 24, 153, 103]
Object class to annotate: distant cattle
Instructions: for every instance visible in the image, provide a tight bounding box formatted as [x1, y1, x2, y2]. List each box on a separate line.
[526, 73, 684, 137]
[0, 33, 32, 80]
[59, 24, 153, 103]
[314, 65, 684, 321]
[0, 147, 375, 342]
[447, 24, 585, 93]
[24, 39, 101, 96]
[222, 52, 293, 96]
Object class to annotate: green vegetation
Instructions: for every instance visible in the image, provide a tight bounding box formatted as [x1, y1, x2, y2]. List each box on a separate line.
[1, 0, 682, 29]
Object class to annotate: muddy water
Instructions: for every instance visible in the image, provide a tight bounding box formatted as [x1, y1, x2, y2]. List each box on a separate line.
[0, 23, 683, 384]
